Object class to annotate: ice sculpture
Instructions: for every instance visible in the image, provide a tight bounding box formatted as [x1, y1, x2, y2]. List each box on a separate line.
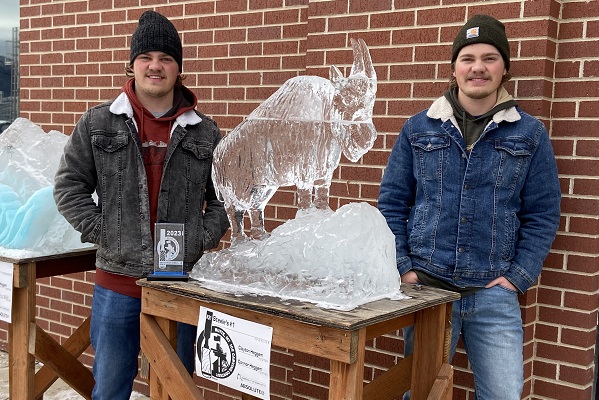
[192, 39, 404, 310]
[0, 118, 92, 257]
[212, 38, 378, 244]
[192, 203, 404, 311]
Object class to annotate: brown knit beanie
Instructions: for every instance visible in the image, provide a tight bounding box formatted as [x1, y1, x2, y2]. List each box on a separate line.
[130, 11, 183, 72]
[452, 14, 510, 71]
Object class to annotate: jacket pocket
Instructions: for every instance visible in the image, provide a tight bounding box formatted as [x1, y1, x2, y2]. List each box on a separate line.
[181, 138, 213, 185]
[492, 136, 534, 189]
[92, 132, 129, 177]
[494, 137, 534, 157]
[411, 133, 450, 181]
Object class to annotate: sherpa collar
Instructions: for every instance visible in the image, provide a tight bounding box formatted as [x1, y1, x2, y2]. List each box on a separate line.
[109, 92, 202, 129]
[427, 87, 521, 125]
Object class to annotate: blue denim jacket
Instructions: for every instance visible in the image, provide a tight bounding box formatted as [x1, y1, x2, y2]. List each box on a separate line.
[54, 93, 229, 277]
[378, 95, 561, 293]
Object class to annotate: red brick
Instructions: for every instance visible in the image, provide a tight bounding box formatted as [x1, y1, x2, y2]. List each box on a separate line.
[250, 0, 285, 9]
[265, 9, 301, 25]
[560, 364, 594, 386]
[349, 0, 392, 13]
[230, 12, 262, 27]
[564, 291, 599, 312]
[563, 1, 599, 19]
[534, 379, 593, 400]
[76, 12, 100, 25]
[580, 101, 599, 118]
[565, 254, 599, 275]
[89, 0, 112, 11]
[30, 16, 52, 28]
[101, 10, 128, 24]
[568, 215, 599, 235]
[538, 305, 597, 329]
[560, 39, 599, 59]
[328, 15, 369, 32]
[551, 101, 577, 118]
[64, 1, 88, 13]
[469, 2, 523, 21]
[31, 41, 52, 52]
[418, 7, 465, 26]
[559, 21, 585, 40]
[371, 11, 414, 28]
[557, 158, 599, 176]
[562, 326, 598, 348]
[21, 5, 41, 17]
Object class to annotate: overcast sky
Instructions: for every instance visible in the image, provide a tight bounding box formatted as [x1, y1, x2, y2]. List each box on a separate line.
[0, 0, 19, 58]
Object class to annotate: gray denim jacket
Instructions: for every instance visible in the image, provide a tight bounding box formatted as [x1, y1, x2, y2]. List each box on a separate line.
[54, 93, 229, 277]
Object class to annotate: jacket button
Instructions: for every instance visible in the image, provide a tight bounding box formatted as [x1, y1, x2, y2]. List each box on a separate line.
[142, 244, 147, 250]
[460, 217, 468, 223]
[458, 247, 465, 253]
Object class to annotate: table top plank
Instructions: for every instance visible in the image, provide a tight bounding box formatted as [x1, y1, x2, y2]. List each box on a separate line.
[0, 247, 96, 265]
[137, 279, 459, 331]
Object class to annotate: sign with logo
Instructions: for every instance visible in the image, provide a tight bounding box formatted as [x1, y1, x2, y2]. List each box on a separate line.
[196, 307, 272, 399]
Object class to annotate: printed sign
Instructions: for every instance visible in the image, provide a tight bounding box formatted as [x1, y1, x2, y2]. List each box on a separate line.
[196, 307, 272, 399]
[0, 261, 13, 323]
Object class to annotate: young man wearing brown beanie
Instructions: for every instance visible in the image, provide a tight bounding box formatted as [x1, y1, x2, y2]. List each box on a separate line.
[54, 10, 229, 399]
[379, 14, 561, 399]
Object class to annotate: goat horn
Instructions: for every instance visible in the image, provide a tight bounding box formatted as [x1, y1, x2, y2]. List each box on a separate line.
[350, 38, 376, 79]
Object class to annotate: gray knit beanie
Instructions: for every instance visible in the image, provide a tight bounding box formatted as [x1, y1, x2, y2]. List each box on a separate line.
[130, 11, 183, 72]
[452, 14, 510, 71]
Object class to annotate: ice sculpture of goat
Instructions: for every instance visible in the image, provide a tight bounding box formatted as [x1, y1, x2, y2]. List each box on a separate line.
[212, 38, 377, 245]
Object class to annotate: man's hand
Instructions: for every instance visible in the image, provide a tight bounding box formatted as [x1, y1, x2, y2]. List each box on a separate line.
[401, 270, 419, 284]
[485, 276, 518, 292]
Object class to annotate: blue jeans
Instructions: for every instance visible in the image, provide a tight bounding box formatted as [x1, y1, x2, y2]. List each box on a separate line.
[403, 285, 523, 400]
[90, 285, 197, 400]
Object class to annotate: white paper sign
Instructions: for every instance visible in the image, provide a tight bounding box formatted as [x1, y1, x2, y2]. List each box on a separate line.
[196, 307, 272, 399]
[0, 261, 14, 323]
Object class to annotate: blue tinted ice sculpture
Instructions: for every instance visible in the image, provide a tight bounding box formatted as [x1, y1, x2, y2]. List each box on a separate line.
[192, 39, 404, 310]
[0, 118, 92, 256]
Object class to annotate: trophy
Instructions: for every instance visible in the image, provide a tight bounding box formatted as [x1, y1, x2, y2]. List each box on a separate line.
[147, 222, 189, 281]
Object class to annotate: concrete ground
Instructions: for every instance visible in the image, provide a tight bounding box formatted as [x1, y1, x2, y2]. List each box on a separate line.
[0, 351, 149, 399]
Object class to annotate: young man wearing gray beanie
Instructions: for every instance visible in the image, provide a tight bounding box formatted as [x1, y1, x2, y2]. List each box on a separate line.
[54, 10, 229, 399]
[379, 14, 560, 399]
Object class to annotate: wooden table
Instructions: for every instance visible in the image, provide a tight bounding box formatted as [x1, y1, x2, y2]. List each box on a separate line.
[0, 247, 97, 400]
[139, 279, 460, 400]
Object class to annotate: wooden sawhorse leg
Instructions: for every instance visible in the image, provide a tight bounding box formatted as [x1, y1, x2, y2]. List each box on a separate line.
[9, 261, 36, 399]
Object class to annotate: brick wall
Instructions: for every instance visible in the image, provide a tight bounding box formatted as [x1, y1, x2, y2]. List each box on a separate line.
[2, 0, 597, 398]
